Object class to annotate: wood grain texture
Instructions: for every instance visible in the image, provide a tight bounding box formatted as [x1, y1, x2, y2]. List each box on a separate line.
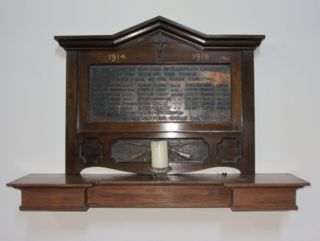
[55, 16, 265, 50]
[88, 185, 231, 208]
[65, 51, 78, 175]
[7, 174, 309, 211]
[54, 17, 263, 175]
[231, 188, 297, 211]
[223, 173, 310, 187]
[7, 174, 93, 188]
[20, 188, 88, 211]
[241, 50, 255, 175]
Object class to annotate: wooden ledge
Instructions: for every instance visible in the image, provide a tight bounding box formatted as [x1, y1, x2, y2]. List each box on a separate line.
[7, 173, 309, 211]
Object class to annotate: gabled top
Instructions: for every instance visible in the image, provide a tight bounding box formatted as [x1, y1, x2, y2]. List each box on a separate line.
[55, 16, 265, 50]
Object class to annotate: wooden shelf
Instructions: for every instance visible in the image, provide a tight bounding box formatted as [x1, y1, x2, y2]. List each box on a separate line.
[7, 173, 309, 211]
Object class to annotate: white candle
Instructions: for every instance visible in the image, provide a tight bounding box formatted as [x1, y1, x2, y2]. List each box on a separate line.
[151, 140, 169, 169]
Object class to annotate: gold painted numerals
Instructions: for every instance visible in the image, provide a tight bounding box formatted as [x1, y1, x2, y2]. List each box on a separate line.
[107, 53, 127, 62]
[192, 53, 209, 62]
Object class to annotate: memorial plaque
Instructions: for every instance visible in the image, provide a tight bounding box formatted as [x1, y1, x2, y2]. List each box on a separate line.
[54, 16, 265, 175]
[89, 64, 231, 122]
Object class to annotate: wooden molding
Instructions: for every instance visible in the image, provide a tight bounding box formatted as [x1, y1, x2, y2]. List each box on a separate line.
[7, 174, 309, 211]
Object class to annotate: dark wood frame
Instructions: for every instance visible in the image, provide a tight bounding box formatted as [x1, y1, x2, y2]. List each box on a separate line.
[7, 17, 309, 211]
[56, 16, 263, 175]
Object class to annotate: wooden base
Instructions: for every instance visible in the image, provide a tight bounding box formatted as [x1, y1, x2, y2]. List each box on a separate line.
[7, 173, 309, 211]
[19, 188, 88, 211]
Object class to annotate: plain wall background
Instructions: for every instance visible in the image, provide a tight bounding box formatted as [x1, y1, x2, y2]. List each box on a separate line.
[1, 0, 319, 240]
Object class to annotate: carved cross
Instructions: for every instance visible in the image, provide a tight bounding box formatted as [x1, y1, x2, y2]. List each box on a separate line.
[153, 32, 167, 60]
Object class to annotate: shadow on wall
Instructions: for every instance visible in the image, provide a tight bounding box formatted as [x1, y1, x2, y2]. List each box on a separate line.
[22, 204, 286, 241]
[55, 46, 66, 59]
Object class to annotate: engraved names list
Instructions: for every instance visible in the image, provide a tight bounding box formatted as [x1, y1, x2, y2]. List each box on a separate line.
[89, 65, 231, 122]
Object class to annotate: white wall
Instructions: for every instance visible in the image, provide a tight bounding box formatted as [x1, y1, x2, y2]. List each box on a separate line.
[1, 0, 319, 240]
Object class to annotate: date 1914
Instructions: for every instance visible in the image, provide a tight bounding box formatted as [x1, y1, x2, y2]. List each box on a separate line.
[107, 53, 127, 62]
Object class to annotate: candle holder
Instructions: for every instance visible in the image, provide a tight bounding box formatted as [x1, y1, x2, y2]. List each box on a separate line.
[150, 167, 172, 180]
